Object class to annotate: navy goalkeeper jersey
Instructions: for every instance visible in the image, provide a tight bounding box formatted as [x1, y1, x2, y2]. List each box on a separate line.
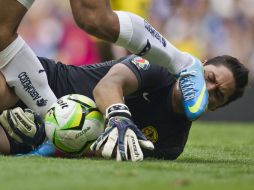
[19, 55, 192, 160]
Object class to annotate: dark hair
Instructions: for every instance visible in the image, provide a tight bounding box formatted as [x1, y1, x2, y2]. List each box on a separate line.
[204, 55, 249, 106]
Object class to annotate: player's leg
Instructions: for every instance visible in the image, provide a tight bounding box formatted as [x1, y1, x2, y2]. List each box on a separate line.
[0, 127, 10, 154]
[0, 129, 54, 156]
[116, 13, 208, 120]
[0, 1, 25, 50]
[69, 0, 190, 72]
[0, 72, 18, 112]
[69, 0, 208, 120]
[69, 0, 119, 43]
[0, 0, 57, 116]
[0, 126, 33, 155]
[112, 11, 208, 120]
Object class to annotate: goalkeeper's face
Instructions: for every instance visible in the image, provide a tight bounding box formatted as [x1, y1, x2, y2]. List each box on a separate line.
[204, 64, 235, 111]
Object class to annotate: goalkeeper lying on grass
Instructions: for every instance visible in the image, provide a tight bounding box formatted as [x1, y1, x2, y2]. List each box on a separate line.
[0, 54, 249, 161]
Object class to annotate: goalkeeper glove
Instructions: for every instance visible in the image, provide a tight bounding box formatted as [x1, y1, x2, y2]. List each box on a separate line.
[0, 107, 45, 146]
[90, 103, 154, 161]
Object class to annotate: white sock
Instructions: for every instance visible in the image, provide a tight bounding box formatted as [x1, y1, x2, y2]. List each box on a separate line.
[115, 11, 193, 74]
[16, 0, 35, 9]
[0, 36, 57, 116]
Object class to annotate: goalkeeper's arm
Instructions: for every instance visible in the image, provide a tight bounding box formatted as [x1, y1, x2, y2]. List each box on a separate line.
[92, 63, 154, 161]
[93, 63, 138, 114]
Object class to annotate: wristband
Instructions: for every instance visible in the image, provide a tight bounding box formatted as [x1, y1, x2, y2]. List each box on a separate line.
[105, 103, 131, 120]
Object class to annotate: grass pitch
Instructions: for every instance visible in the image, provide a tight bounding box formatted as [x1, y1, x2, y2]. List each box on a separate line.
[0, 122, 253, 190]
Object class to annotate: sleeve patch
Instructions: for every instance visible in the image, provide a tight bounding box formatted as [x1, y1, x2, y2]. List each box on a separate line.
[131, 57, 150, 70]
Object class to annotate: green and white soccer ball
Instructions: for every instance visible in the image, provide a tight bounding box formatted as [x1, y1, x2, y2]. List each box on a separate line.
[45, 94, 104, 154]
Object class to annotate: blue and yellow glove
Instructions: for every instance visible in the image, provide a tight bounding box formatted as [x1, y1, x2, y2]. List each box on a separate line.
[91, 103, 154, 161]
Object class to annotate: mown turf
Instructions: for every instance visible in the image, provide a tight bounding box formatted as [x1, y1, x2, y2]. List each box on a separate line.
[0, 122, 253, 190]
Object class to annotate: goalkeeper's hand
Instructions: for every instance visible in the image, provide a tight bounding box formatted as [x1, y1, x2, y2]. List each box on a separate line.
[90, 104, 154, 161]
[0, 107, 45, 146]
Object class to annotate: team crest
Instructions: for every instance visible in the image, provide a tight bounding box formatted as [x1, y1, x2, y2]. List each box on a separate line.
[142, 126, 158, 143]
[131, 57, 150, 70]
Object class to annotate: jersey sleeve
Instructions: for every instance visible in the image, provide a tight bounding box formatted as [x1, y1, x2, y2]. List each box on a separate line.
[120, 55, 175, 92]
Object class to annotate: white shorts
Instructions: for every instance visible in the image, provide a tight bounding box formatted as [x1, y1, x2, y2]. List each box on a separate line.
[16, 0, 35, 9]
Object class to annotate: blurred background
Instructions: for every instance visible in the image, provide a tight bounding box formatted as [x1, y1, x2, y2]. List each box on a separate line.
[19, 0, 254, 121]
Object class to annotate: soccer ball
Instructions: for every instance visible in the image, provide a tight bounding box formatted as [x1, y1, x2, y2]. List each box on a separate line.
[45, 94, 104, 154]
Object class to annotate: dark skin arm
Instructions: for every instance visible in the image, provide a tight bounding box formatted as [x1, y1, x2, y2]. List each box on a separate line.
[69, 0, 120, 43]
[93, 63, 138, 115]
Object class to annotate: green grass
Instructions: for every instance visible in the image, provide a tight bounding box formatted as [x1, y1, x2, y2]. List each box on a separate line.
[0, 122, 254, 190]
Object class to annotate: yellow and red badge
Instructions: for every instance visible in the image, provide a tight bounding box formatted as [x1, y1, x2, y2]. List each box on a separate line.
[131, 57, 150, 70]
[142, 126, 158, 143]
